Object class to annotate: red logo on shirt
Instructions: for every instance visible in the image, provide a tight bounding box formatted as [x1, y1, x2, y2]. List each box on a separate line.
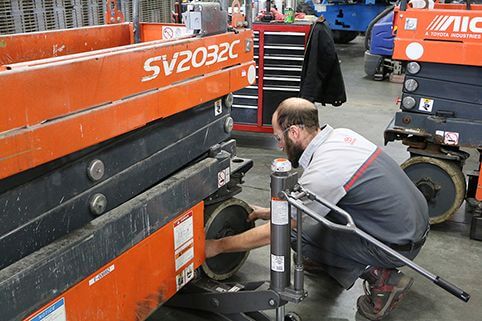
[344, 136, 357, 145]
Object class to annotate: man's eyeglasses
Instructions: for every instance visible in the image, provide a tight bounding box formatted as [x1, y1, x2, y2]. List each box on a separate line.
[273, 124, 304, 143]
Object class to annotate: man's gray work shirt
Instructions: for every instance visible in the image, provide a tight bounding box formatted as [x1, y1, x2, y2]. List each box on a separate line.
[298, 125, 429, 244]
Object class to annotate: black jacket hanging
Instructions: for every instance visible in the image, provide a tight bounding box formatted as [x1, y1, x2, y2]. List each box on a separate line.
[299, 18, 347, 106]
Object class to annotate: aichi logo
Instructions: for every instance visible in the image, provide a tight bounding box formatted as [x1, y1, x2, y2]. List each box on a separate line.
[426, 15, 482, 33]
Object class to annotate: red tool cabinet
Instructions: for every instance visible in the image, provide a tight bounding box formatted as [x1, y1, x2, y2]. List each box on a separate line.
[232, 22, 312, 133]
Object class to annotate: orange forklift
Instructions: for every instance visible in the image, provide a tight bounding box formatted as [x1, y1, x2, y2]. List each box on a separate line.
[384, 0, 482, 239]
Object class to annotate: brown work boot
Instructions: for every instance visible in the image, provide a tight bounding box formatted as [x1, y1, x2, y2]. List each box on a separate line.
[356, 267, 414, 320]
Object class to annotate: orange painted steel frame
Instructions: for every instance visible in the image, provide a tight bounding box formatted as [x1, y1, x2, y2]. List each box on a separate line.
[392, 4, 482, 66]
[0, 25, 255, 180]
[0, 23, 134, 66]
[23, 202, 205, 321]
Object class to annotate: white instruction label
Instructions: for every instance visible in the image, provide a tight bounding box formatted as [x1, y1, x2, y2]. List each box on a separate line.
[217, 167, 230, 188]
[271, 199, 289, 225]
[214, 99, 223, 116]
[419, 98, 434, 112]
[176, 262, 195, 291]
[174, 212, 194, 250]
[28, 298, 66, 321]
[271, 254, 285, 272]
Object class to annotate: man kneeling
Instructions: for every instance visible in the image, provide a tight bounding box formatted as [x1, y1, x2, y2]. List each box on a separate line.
[206, 98, 429, 321]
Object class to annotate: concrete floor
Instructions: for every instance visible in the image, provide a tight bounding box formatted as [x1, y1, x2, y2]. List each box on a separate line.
[150, 37, 481, 321]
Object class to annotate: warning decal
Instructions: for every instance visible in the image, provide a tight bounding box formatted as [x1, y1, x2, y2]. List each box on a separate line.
[217, 167, 230, 188]
[418, 98, 434, 112]
[176, 262, 195, 291]
[174, 211, 193, 249]
[174, 211, 194, 271]
[175, 239, 194, 271]
[89, 264, 115, 286]
[28, 298, 66, 321]
[161, 26, 193, 40]
[214, 99, 222, 116]
[444, 131, 459, 145]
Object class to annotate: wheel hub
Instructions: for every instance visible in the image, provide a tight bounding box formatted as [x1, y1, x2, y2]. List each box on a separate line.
[202, 198, 254, 280]
[416, 177, 440, 203]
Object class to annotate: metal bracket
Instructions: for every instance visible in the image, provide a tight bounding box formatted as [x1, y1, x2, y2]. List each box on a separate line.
[205, 144, 253, 206]
[183, 2, 228, 36]
[166, 278, 283, 317]
[408, 146, 470, 162]
[277, 287, 307, 304]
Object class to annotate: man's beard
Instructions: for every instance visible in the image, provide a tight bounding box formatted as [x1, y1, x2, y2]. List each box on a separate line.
[285, 136, 304, 168]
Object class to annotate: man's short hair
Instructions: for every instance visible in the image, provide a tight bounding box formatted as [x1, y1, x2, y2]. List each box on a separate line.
[275, 98, 320, 133]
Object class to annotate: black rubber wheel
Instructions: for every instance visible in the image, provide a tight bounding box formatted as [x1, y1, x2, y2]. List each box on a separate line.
[285, 312, 302, 321]
[401, 156, 466, 224]
[202, 198, 254, 280]
[332, 30, 359, 44]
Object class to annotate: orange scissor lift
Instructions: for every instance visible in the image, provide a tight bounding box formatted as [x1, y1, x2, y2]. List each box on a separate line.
[385, 1, 482, 237]
[0, 2, 264, 320]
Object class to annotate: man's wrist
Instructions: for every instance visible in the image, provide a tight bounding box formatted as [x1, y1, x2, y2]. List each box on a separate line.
[216, 238, 226, 255]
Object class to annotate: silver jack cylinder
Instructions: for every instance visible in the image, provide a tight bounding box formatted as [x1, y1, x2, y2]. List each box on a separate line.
[293, 206, 304, 292]
[270, 158, 298, 321]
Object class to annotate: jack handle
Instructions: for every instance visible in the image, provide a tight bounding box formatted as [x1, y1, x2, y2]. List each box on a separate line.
[283, 186, 471, 303]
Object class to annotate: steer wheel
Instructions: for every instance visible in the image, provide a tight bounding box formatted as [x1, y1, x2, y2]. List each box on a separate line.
[401, 156, 466, 224]
[202, 198, 254, 280]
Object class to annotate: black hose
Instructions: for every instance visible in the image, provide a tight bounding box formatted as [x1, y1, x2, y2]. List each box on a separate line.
[364, 4, 395, 51]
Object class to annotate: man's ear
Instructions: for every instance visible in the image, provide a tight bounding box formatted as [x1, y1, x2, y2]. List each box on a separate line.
[289, 126, 302, 142]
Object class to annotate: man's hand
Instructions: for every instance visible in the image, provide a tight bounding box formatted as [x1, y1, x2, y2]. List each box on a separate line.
[205, 239, 223, 258]
[205, 224, 271, 258]
[247, 205, 270, 222]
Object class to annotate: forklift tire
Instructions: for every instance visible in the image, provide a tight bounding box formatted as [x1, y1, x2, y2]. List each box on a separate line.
[332, 30, 359, 44]
[401, 156, 466, 224]
[202, 198, 254, 280]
